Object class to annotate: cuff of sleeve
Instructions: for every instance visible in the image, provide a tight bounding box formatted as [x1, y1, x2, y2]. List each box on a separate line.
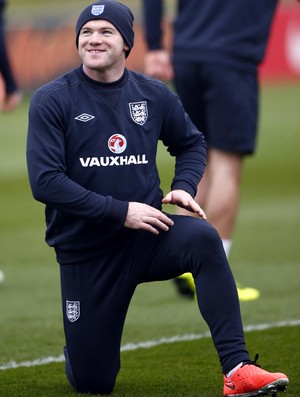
[110, 198, 129, 226]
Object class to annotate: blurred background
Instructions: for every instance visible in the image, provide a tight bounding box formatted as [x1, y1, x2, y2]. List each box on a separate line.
[2, 0, 300, 92]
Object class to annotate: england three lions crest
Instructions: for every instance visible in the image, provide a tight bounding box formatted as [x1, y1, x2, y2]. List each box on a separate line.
[91, 5, 105, 15]
[66, 300, 80, 322]
[129, 101, 148, 125]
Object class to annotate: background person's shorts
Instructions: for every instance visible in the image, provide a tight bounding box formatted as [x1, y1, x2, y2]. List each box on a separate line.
[174, 62, 259, 154]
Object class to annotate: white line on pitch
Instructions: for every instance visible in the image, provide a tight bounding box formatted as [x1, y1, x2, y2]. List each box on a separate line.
[1, 319, 299, 371]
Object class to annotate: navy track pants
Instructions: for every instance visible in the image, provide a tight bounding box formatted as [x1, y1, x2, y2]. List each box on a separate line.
[59, 214, 250, 394]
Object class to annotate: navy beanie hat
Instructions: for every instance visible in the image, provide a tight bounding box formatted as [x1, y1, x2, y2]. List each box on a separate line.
[75, 0, 134, 58]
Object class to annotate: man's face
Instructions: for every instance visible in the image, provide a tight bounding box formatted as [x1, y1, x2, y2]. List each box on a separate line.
[78, 19, 128, 75]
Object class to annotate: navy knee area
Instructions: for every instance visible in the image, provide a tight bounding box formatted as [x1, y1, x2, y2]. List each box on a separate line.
[173, 217, 226, 277]
[66, 363, 117, 395]
[64, 347, 117, 395]
[197, 220, 224, 253]
[180, 217, 223, 255]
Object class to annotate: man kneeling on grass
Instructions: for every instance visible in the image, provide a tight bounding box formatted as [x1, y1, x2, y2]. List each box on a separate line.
[26, 1, 289, 396]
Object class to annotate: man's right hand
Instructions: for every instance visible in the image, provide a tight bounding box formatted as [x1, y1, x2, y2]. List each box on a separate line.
[124, 202, 174, 234]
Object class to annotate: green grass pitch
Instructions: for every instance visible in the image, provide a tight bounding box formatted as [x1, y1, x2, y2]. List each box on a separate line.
[0, 82, 299, 396]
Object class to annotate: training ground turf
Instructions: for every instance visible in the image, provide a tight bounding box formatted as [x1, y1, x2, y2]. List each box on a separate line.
[0, 83, 299, 396]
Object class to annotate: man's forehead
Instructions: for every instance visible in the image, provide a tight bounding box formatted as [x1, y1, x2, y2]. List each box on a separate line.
[81, 19, 116, 30]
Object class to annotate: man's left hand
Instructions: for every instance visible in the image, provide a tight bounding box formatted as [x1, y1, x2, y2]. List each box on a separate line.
[162, 190, 207, 220]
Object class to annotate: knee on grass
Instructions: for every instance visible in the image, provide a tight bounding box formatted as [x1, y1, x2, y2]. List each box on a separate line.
[64, 347, 117, 395]
[66, 364, 117, 395]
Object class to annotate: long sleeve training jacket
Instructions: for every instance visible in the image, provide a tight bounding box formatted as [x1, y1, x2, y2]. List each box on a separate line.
[27, 67, 206, 263]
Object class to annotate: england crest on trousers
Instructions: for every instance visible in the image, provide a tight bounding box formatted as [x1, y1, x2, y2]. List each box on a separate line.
[129, 101, 148, 125]
[66, 300, 80, 322]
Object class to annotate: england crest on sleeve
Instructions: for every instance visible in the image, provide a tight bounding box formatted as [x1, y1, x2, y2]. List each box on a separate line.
[129, 101, 148, 125]
[66, 300, 80, 322]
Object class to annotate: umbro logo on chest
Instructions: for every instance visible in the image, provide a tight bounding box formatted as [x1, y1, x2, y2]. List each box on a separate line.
[74, 113, 95, 122]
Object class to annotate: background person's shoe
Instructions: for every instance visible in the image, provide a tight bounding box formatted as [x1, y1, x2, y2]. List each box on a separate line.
[174, 273, 260, 302]
[236, 282, 260, 302]
[173, 273, 194, 299]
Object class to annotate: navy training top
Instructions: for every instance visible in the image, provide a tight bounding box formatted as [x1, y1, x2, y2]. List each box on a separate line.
[27, 67, 207, 263]
[143, 0, 278, 70]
